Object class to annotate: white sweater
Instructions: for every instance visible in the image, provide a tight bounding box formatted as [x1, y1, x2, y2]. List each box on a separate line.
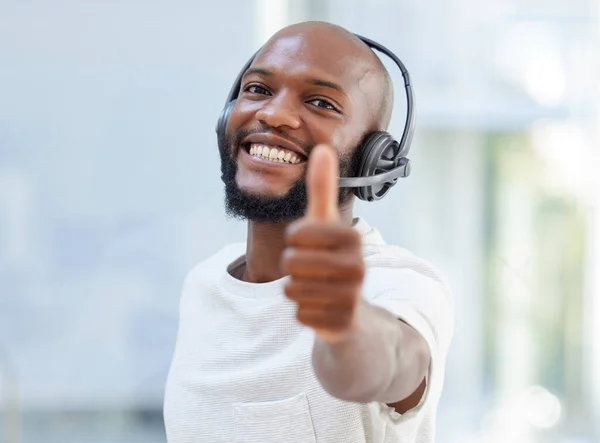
[164, 218, 454, 443]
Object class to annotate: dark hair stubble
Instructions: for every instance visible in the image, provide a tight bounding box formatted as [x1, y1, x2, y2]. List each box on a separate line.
[218, 130, 361, 223]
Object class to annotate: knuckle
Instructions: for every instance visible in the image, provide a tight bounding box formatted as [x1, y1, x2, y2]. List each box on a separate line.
[341, 255, 365, 278]
[354, 260, 366, 278]
[296, 308, 311, 325]
[338, 293, 357, 310]
[345, 228, 362, 246]
[285, 219, 308, 242]
[284, 281, 298, 298]
[281, 247, 299, 268]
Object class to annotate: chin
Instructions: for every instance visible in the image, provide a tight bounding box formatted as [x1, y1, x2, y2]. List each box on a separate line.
[224, 176, 309, 223]
[219, 138, 310, 222]
[235, 173, 299, 200]
[236, 183, 291, 200]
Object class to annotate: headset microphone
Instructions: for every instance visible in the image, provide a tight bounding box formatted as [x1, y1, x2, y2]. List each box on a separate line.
[338, 158, 411, 188]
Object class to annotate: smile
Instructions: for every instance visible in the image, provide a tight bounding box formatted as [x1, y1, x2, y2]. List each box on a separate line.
[242, 143, 307, 165]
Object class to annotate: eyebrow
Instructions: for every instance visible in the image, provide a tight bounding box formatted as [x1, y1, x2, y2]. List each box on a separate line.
[244, 68, 345, 94]
[306, 78, 344, 93]
[244, 67, 272, 77]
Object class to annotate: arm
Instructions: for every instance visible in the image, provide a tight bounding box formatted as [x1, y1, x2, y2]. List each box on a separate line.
[312, 299, 430, 405]
[282, 144, 436, 412]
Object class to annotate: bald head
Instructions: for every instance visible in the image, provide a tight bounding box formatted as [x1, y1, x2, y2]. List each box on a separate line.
[258, 21, 394, 131]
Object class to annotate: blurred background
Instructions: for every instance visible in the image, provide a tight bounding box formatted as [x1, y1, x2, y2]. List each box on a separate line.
[0, 0, 598, 442]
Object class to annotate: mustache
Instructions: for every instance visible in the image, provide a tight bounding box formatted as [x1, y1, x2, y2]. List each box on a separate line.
[231, 125, 313, 154]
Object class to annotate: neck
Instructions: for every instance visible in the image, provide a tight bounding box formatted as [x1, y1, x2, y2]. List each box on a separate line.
[241, 202, 355, 283]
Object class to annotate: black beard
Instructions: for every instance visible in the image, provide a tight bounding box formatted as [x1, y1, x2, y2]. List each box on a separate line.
[218, 127, 361, 223]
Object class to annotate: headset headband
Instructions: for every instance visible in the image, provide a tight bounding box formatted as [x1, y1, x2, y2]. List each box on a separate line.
[218, 32, 416, 201]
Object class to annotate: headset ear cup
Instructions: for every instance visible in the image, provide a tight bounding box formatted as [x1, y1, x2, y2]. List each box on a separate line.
[354, 131, 401, 202]
[216, 100, 237, 151]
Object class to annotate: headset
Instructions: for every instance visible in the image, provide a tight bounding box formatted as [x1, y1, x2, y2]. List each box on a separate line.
[215, 33, 415, 202]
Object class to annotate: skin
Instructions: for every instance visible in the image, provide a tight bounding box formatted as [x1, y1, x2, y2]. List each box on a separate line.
[224, 21, 429, 413]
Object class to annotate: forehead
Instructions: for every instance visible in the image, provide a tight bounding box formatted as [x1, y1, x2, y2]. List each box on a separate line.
[251, 33, 373, 90]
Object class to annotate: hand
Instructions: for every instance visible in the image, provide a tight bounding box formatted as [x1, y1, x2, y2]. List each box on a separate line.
[281, 144, 365, 343]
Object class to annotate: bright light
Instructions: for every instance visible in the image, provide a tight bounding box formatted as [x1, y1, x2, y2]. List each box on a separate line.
[480, 386, 562, 442]
[522, 57, 565, 107]
[254, 0, 289, 47]
[531, 120, 595, 198]
[519, 386, 562, 429]
[494, 22, 566, 107]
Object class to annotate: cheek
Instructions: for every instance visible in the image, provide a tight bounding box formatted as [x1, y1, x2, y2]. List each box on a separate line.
[225, 102, 257, 140]
[311, 127, 363, 162]
[307, 113, 367, 151]
[309, 124, 344, 151]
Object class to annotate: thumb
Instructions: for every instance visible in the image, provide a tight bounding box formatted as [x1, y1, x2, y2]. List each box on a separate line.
[306, 144, 340, 222]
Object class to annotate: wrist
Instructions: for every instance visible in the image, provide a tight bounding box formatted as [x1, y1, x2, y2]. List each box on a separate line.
[311, 299, 396, 402]
[315, 298, 372, 345]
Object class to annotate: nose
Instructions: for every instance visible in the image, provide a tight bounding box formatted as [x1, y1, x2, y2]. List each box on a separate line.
[255, 90, 301, 130]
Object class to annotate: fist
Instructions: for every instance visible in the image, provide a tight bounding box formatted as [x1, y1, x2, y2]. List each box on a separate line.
[281, 144, 366, 343]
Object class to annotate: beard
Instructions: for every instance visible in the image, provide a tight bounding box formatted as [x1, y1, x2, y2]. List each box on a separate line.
[218, 127, 361, 223]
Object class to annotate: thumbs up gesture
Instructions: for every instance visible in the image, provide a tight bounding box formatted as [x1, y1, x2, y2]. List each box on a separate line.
[282, 144, 366, 343]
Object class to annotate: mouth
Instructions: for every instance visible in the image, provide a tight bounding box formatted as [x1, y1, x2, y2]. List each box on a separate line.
[240, 143, 307, 165]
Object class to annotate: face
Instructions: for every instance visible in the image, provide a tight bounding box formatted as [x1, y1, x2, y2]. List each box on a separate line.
[219, 31, 375, 222]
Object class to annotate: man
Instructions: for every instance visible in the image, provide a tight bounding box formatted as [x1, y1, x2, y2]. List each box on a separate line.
[164, 21, 454, 443]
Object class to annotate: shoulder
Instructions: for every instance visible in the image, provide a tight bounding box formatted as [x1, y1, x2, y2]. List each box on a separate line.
[364, 258, 454, 351]
[364, 248, 453, 309]
[356, 217, 452, 299]
[356, 218, 454, 349]
[182, 242, 246, 292]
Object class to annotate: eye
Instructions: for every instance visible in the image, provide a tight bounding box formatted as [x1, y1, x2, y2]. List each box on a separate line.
[307, 98, 339, 112]
[244, 84, 271, 95]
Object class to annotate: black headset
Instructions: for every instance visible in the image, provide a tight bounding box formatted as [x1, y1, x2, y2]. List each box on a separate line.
[216, 33, 415, 202]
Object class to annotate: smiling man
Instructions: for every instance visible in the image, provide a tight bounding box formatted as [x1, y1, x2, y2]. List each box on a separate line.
[163, 21, 454, 443]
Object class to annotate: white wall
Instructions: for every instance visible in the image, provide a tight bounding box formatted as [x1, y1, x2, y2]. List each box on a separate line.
[0, 0, 259, 409]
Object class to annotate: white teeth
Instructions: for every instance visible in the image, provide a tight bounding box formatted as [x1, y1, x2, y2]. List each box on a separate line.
[248, 143, 303, 164]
